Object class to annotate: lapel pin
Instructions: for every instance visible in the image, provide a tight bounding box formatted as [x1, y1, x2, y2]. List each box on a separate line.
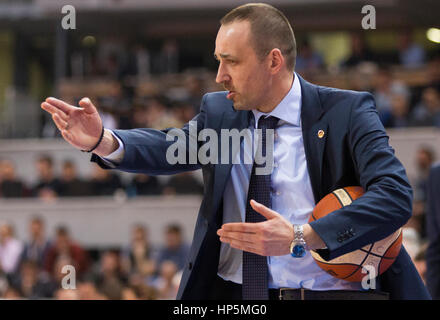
[317, 130, 325, 139]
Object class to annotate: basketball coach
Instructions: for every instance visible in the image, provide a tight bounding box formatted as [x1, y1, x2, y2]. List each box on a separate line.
[41, 3, 430, 300]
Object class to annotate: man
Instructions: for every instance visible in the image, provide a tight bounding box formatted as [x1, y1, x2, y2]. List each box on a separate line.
[426, 163, 440, 299]
[19, 216, 51, 269]
[156, 224, 190, 271]
[41, 3, 429, 299]
[44, 226, 89, 277]
[32, 155, 62, 199]
[0, 223, 23, 276]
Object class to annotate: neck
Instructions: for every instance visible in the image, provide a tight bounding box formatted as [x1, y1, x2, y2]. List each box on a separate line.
[257, 72, 294, 113]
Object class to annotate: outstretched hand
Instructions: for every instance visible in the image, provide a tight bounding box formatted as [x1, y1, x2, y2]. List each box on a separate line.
[41, 97, 103, 151]
[217, 199, 294, 256]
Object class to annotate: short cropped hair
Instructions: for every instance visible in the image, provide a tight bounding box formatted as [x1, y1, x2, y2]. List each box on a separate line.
[220, 3, 296, 71]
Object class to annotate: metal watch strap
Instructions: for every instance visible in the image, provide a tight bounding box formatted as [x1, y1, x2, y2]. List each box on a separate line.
[294, 224, 307, 248]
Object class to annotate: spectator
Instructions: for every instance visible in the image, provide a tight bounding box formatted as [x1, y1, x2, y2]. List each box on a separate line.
[123, 44, 151, 78]
[295, 38, 325, 74]
[90, 165, 124, 196]
[183, 74, 205, 115]
[172, 102, 196, 124]
[156, 224, 189, 271]
[32, 155, 61, 199]
[1, 286, 22, 299]
[158, 39, 179, 74]
[58, 160, 90, 197]
[76, 280, 107, 300]
[19, 216, 51, 269]
[398, 32, 426, 68]
[10, 260, 54, 299]
[384, 93, 411, 128]
[372, 67, 410, 125]
[54, 288, 79, 300]
[163, 172, 203, 195]
[49, 255, 75, 293]
[0, 223, 23, 276]
[127, 174, 161, 196]
[340, 33, 375, 68]
[121, 224, 155, 277]
[145, 97, 182, 130]
[151, 260, 179, 299]
[410, 87, 440, 127]
[0, 160, 26, 198]
[44, 226, 89, 277]
[94, 251, 127, 300]
[122, 283, 158, 300]
[406, 147, 435, 239]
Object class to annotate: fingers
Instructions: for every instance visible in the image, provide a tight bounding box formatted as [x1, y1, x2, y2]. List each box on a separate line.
[219, 235, 261, 255]
[229, 240, 261, 255]
[41, 102, 68, 121]
[52, 113, 68, 131]
[221, 222, 260, 233]
[250, 199, 279, 220]
[45, 97, 76, 114]
[217, 230, 255, 244]
[78, 97, 97, 114]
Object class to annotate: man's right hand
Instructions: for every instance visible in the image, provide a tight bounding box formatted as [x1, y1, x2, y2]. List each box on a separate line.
[41, 97, 118, 157]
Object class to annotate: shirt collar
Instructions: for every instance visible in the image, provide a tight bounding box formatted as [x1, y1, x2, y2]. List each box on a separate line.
[251, 72, 302, 128]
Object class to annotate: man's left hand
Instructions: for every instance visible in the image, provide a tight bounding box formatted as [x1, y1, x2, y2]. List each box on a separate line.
[217, 199, 294, 256]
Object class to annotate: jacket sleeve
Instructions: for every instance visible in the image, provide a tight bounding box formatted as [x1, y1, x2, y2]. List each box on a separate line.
[91, 95, 208, 175]
[309, 92, 413, 261]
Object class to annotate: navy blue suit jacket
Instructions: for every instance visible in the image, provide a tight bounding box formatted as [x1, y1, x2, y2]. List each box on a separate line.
[426, 163, 440, 299]
[92, 74, 430, 299]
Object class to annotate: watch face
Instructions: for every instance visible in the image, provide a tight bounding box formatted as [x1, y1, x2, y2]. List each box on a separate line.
[291, 244, 306, 258]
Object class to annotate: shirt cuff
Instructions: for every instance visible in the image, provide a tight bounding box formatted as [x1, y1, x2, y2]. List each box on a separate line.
[100, 129, 125, 166]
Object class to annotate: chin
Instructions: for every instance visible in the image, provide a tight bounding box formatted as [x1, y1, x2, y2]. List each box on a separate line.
[233, 103, 253, 111]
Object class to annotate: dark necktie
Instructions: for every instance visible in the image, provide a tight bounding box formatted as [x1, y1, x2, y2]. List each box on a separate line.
[242, 115, 278, 300]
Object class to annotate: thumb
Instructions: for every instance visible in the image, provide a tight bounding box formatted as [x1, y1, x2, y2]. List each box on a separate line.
[250, 199, 279, 220]
[78, 97, 97, 114]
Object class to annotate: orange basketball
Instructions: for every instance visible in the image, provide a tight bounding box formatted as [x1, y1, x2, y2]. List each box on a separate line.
[308, 186, 402, 282]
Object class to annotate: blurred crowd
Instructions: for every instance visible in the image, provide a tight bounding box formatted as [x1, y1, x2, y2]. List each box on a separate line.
[0, 155, 203, 200]
[37, 32, 440, 139]
[0, 219, 189, 300]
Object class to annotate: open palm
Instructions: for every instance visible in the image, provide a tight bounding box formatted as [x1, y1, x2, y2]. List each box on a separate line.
[41, 97, 103, 151]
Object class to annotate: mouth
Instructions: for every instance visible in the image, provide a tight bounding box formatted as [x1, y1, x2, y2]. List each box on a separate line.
[226, 91, 236, 99]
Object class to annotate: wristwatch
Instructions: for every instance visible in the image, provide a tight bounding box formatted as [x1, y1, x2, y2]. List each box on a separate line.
[290, 224, 307, 258]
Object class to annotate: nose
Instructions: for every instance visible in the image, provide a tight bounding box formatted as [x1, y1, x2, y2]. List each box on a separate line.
[216, 62, 231, 84]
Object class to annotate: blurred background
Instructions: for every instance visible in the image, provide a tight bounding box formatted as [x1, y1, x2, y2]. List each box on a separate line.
[0, 0, 439, 299]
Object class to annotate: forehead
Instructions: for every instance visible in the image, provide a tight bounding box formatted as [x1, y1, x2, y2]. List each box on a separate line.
[215, 20, 253, 57]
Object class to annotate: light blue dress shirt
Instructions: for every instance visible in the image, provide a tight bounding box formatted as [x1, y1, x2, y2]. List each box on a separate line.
[218, 74, 361, 291]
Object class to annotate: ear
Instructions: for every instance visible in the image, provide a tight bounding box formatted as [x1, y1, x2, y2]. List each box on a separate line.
[268, 48, 284, 75]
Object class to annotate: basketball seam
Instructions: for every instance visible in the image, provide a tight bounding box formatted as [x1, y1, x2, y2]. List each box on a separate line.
[377, 231, 402, 274]
[340, 243, 373, 280]
[359, 248, 396, 260]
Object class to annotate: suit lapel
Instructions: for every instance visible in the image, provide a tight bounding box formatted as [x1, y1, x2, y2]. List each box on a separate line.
[298, 74, 328, 203]
[206, 106, 250, 223]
